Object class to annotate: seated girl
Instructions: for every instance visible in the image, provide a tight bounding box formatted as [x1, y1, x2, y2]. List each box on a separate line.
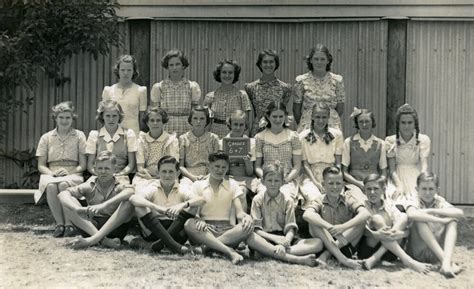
[36, 101, 87, 237]
[179, 105, 220, 187]
[86, 100, 137, 185]
[132, 107, 179, 187]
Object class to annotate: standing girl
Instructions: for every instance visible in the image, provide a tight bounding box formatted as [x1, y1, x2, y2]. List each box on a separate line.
[204, 59, 253, 138]
[86, 100, 137, 185]
[36, 101, 87, 237]
[293, 44, 345, 132]
[102, 55, 147, 136]
[151, 49, 201, 136]
[385, 103, 430, 203]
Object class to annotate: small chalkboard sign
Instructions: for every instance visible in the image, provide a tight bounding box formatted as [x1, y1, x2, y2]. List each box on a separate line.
[223, 137, 250, 158]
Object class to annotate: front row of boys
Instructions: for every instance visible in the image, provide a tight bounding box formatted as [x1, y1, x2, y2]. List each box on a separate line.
[58, 150, 463, 277]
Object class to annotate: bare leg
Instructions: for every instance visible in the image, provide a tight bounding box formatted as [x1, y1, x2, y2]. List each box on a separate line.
[184, 219, 244, 265]
[416, 222, 445, 262]
[218, 223, 251, 247]
[46, 184, 65, 225]
[57, 182, 72, 226]
[440, 221, 459, 278]
[382, 240, 432, 273]
[246, 233, 317, 266]
[287, 238, 324, 256]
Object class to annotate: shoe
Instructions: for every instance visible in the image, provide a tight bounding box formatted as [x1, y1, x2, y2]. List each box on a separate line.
[52, 225, 65, 238]
[63, 225, 77, 237]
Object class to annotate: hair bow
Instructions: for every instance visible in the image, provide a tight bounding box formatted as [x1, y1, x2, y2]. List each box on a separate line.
[349, 107, 362, 120]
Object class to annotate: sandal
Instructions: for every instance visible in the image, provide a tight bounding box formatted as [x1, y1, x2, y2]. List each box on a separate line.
[63, 225, 77, 237]
[52, 225, 65, 238]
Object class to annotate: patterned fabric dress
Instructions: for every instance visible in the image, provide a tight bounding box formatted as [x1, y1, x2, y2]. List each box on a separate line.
[294, 72, 345, 132]
[151, 78, 201, 136]
[179, 131, 220, 177]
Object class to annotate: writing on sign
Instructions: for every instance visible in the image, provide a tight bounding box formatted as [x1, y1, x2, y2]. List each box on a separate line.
[223, 137, 250, 158]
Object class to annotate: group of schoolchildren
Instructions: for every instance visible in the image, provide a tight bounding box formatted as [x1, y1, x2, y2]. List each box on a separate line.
[34, 46, 463, 278]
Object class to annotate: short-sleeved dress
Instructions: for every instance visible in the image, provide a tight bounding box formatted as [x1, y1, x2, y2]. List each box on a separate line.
[179, 131, 220, 178]
[35, 128, 87, 203]
[102, 83, 147, 136]
[385, 133, 431, 201]
[294, 72, 345, 132]
[204, 86, 252, 138]
[245, 78, 292, 136]
[151, 78, 201, 136]
[132, 131, 179, 186]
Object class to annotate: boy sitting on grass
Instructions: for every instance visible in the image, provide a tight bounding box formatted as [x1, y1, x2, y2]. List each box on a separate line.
[59, 151, 135, 249]
[303, 165, 371, 269]
[184, 151, 254, 264]
[129, 156, 204, 254]
[406, 172, 464, 278]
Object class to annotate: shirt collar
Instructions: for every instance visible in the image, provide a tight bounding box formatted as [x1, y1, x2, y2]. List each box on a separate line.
[99, 126, 124, 143]
[365, 199, 386, 211]
[52, 128, 76, 137]
[420, 196, 441, 209]
[145, 131, 169, 143]
[203, 177, 230, 191]
[188, 131, 209, 142]
[353, 133, 375, 143]
[257, 78, 278, 85]
[154, 180, 180, 192]
[264, 191, 284, 205]
[398, 133, 416, 145]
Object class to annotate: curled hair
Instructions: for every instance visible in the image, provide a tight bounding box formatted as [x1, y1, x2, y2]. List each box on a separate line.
[213, 59, 241, 83]
[395, 103, 420, 145]
[209, 150, 230, 164]
[161, 49, 189, 69]
[226, 109, 248, 130]
[51, 101, 77, 121]
[322, 165, 342, 180]
[310, 102, 334, 144]
[95, 151, 117, 166]
[188, 105, 211, 126]
[113, 55, 139, 80]
[256, 49, 280, 73]
[262, 163, 285, 181]
[416, 172, 439, 187]
[96, 100, 125, 126]
[157, 155, 180, 172]
[264, 101, 289, 128]
[352, 108, 376, 130]
[305, 44, 333, 72]
[143, 106, 169, 125]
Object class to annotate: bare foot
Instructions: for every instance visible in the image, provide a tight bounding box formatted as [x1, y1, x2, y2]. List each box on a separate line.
[363, 257, 378, 270]
[298, 254, 319, 267]
[177, 245, 189, 255]
[409, 261, 432, 274]
[67, 237, 91, 249]
[440, 263, 456, 278]
[101, 237, 121, 249]
[229, 252, 244, 265]
[451, 263, 463, 274]
[342, 258, 363, 270]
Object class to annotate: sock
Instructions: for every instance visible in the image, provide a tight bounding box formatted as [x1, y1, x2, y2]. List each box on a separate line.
[151, 211, 194, 252]
[140, 212, 186, 254]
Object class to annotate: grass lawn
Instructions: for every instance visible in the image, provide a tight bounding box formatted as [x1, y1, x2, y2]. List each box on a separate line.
[0, 204, 473, 288]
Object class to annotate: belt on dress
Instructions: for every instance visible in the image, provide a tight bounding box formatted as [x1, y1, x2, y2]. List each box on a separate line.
[351, 164, 378, 170]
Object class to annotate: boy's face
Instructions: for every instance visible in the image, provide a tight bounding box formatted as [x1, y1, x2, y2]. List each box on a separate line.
[95, 159, 114, 178]
[158, 163, 179, 185]
[364, 181, 384, 205]
[323, 173, 344, 198]
[208, 159, 229, 181]
[230, 117, 246, 137]
[417, 180, 438, 204]
[263, 172, 283, 198]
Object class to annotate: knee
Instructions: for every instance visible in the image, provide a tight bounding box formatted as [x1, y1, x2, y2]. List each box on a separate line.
[369, 214, 387, 231]
[57, 182, 69, 192]
[134, 206, 149, 217]
[184, 218, 197, 233]
[46, 184, 58, 194]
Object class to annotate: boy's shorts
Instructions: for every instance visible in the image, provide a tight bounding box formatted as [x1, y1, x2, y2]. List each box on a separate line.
[356, 236, 398, 261]
[77, 216, 132, 240]
[206, 220, 235, 237]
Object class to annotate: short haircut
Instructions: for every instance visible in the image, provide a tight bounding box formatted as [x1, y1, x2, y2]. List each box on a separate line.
[416, 172, 439, 187]
[256, 49, 280, 72]
[161, 49, 189, 69]
[322, 165, 342, 180]
[226, 109, 248, 130]
[188, 105, 211, 126]
[262, 163, 284, 181]
[208, 150, 230, 164]
[157, 155, 180, 172]
[51, 101, 77, 121]
[143, 106, 169, 125]
[96, 100, 125, 125]
[213, 59, 241, 83]
[305, 44, 333, 72]
[95, 151, 117, 166]
[264, 101, 289, 128]
[113, 54, 139, 80]
[363, 174, 387, 189]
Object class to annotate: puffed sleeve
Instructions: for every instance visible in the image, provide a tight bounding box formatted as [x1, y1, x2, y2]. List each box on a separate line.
[385, 135, 397, 159]
[136, 132, 146, 165]
[138, 86, 148, 111]
[290, 131, 302, 155]
[190, 81, 202, 104]
[203, 91, 214, 107]
[293, 74, 305, 104]
[341, 137, 351, 167]
[126, 129, 138, 152]
[239, 90, 252, 112]
[333, 129, 344, 155]
[36, 133, 49, 157]
[250, 194, 264, 230]
[85, 130, 99, 155]
[150, 82, 162, 105]
[77, 130, 87, 155]
[101, 86, 112, 101]
[333, 74, 345, 104]
[166, 133, 180, 161]
[418, 134, 431, 158]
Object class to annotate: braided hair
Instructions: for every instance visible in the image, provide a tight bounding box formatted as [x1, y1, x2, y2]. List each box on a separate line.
[395, 103, 420, 145]
[310, 102, 335, 144]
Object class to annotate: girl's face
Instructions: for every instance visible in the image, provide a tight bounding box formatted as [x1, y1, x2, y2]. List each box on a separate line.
[261, 55, 276, 75]
[357, 113, 373, 134]
[364, 181, 384, 205]
[220, 63, 235, 85]
[230, 116, 246, 137]
[311, 109, 329, 131]
[190, 110, 207, 131]
[268, 109, 286, 129]
[263, 172, 283, 198]
[147, 112, 164, 131]
[167, 57, 184, 78]
[417, 181, 438, 204]
[118, 62, 134, 82]
[55, 111, 73, 130]
[399, 114, 415, 136]
[311, 51, 329, 73]
[103, 108, 120, 127]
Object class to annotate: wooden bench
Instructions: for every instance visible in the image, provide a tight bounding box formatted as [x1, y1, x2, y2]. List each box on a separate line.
[0, 189, 36, 204]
